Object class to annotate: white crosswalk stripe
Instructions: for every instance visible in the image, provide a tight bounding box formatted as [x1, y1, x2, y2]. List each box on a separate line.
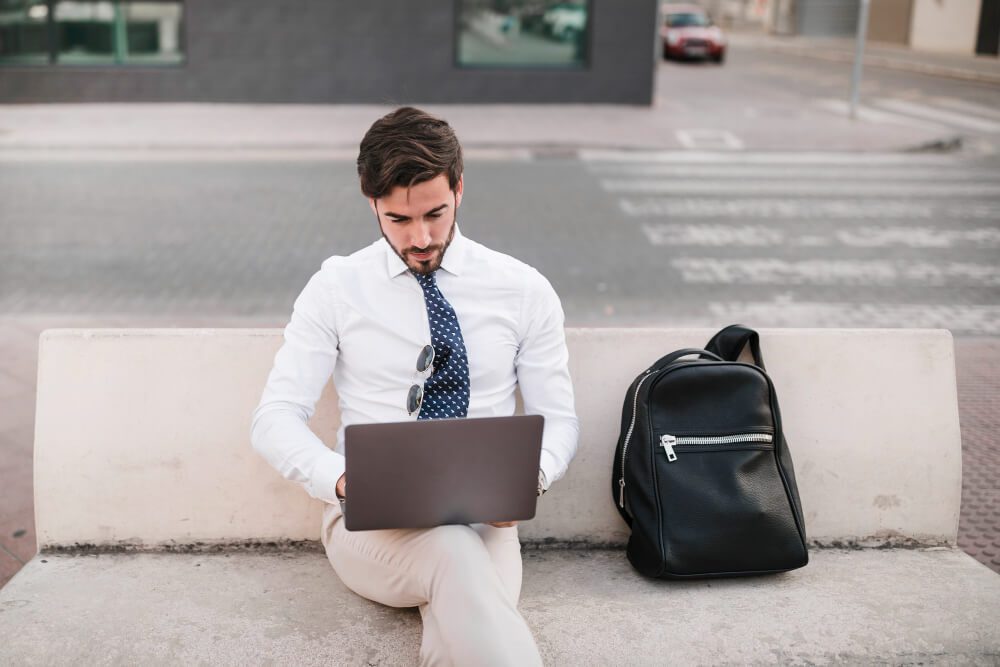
[873, 98, 1000, 134]
[814, 96, 1000, 135]
[585, 164, 996, 181]
[583, 150, 1000, 335]
[706, 299, 1000, 336]
[641, 224, 1000, 248]
[814, 98, 951, 132]
[579, 149, 963, 165]
[933, 98, 1000, 124]
[620, 198, 939, 219]
[671, 258, 1000, 286]
[603, 179, 1000, 197]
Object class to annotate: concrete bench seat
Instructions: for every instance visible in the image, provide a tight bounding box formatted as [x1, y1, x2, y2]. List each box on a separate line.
[1, 328, 998, 665]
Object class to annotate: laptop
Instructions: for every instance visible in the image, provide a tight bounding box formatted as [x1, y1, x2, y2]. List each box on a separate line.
[342, 414, 544, 531]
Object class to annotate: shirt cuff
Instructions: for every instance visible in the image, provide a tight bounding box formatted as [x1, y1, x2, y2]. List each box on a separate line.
[539, 449, 560, 493]
[309, 449, 346, 505]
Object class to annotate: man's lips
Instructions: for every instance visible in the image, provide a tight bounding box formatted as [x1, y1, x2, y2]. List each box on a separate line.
[407, 248, 438, 260]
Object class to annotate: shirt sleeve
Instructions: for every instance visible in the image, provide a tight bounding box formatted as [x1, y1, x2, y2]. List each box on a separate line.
[250, 268, 345, 505]
[515, 270, 579, 492]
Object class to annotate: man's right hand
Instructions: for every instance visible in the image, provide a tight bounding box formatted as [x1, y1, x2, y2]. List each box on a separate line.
[336, 473, 347, 500]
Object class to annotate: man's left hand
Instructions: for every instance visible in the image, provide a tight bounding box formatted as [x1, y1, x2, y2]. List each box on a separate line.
[486, 520, 518, 528]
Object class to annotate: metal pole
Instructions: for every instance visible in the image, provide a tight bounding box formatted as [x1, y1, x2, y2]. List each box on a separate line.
[848, 0, 871, 120]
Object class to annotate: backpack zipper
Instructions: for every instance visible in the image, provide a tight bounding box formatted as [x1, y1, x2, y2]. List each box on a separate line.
[619, 369, 655, 508]
[660, 433, 773, 462]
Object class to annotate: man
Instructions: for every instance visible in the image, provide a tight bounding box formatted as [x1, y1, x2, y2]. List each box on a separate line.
[250, 106, 578, 666]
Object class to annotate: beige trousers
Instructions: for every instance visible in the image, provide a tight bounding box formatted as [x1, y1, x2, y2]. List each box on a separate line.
[321, 503, 544, 666]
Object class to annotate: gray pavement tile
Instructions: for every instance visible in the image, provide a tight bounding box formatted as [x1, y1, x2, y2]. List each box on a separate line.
[954, 338, 1000, 575]
[0, 370, 24, 401]
[0, 546, 24, 584]
[0, 510, 36, 566]
[0, 394, 34, 435]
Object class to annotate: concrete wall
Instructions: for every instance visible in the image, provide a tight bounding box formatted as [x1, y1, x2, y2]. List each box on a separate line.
[868, 0, 913, 45]
[0, 0, 658, 104]
[796, 0, 860, 37]
[32, 328, 962, 549]
[910, 0, 981, 54]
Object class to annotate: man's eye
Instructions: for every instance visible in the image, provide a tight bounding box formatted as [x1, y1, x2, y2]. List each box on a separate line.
[427, 213, 442, 219]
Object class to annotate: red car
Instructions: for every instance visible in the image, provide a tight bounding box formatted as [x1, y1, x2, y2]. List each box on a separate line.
[660, 3, 727, 63]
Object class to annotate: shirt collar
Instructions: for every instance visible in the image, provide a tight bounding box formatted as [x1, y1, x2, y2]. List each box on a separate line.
[384, 223, 468, 279]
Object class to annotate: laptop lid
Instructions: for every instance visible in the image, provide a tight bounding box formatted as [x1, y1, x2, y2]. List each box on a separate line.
[342, 415, 544, 531]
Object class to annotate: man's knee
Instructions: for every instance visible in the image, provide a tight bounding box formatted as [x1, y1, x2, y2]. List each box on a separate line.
[423, 525, 498, 585]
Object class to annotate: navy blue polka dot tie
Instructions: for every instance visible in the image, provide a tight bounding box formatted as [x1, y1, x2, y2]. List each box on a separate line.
[414, 271, 470, 420]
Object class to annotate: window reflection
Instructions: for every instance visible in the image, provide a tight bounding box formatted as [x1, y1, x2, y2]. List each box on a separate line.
[0, 0, 51, 64]
[121, 2, 182, 63]
[457, 0, 589, 68]
[0, 0, 182, 65]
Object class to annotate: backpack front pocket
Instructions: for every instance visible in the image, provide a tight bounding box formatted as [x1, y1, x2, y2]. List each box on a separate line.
[653, 430, 802, 577]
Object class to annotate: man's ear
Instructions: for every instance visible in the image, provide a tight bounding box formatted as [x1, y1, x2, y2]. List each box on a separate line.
[368, 197, 378, 215]
[454, 175, 464, 208]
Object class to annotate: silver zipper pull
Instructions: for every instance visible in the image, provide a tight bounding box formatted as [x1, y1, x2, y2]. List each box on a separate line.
[619, 478, 625, 508]
[660, 434, 678, 462]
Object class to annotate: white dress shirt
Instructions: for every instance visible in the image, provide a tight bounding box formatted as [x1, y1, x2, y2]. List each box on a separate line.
[250, 224, 579, 506]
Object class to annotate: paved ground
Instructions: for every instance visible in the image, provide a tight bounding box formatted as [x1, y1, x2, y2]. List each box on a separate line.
[1, 32, 998, 588]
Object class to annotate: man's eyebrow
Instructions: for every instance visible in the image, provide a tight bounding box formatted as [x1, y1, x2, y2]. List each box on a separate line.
[383, 203, 449, 219]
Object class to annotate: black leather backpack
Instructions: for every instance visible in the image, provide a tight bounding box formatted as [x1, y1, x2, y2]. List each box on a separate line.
[611, 324, 808, 579]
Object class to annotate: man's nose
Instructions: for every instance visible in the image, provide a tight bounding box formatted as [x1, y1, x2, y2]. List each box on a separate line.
[410, 221, 433, 248]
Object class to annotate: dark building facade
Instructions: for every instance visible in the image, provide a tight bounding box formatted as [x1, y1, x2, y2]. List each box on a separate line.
[0, 0, 659, 104]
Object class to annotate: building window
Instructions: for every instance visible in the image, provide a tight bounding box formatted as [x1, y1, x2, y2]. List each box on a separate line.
[456, 0, 589, 68]
[0, 0, 183, 66]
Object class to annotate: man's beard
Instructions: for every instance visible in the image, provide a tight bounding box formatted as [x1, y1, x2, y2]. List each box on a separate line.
[384, 218, 457, 275]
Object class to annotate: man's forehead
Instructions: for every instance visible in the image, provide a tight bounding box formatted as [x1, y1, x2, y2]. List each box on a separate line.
[382, 176, 453, 207]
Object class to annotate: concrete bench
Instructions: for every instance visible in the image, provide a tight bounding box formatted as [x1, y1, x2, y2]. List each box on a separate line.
[1, 328, 998, 665]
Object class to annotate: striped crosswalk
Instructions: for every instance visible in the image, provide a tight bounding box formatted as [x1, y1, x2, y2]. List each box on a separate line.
[816, 95, 1000, 136]
[580, 151, 1000, 334]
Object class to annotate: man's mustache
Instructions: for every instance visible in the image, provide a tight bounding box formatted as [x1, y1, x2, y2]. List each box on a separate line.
[405, 245, 442, 256]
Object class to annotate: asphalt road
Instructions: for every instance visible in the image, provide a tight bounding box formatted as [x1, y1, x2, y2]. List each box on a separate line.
[654, 37, 1000, 154]
[2, 152, 998, 335]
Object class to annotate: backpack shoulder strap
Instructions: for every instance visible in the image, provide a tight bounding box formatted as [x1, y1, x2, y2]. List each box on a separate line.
[704, 324, 765, 370]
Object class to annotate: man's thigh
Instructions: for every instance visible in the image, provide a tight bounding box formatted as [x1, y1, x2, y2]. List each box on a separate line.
[470, 522, 523, 604]
[322, 506, 522, 607]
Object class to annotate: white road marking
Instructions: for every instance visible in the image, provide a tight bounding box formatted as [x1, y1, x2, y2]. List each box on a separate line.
[933, 97, 1000, 123]
[585, 163, 995, 181]
[642, 224, 784, 246]
[604, 179, 1000, 197]
[874, 98, 1000, 134]
[671, 258, 1000, 286]
[578, 150, 962, 165]
[675, 129, 745, 150]
[836, 227, 1000, 248]
[621, 198, 936, 219]
[641, 224, 1000, 248]
[813, 98, 952, 132]
[706, 297, 1000, 336]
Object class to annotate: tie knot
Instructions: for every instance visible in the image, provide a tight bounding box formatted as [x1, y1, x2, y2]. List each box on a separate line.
[414, 271, 437, 288]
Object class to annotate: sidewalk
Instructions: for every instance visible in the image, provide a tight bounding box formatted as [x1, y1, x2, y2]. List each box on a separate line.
[0, 103, 942, 155]
[729, 31, 1000, 86]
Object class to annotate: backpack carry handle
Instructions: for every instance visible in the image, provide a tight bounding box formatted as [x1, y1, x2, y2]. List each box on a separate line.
[704, 324, 765, 370]
[650, 348, 723, 372]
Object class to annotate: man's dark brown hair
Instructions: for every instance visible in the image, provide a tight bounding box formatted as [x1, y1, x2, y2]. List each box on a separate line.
[357, 107, 464, 200]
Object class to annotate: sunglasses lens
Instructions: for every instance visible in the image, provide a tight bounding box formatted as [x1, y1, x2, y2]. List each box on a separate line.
[407, 384, 423, 415]
[416, 344, 434, 373]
